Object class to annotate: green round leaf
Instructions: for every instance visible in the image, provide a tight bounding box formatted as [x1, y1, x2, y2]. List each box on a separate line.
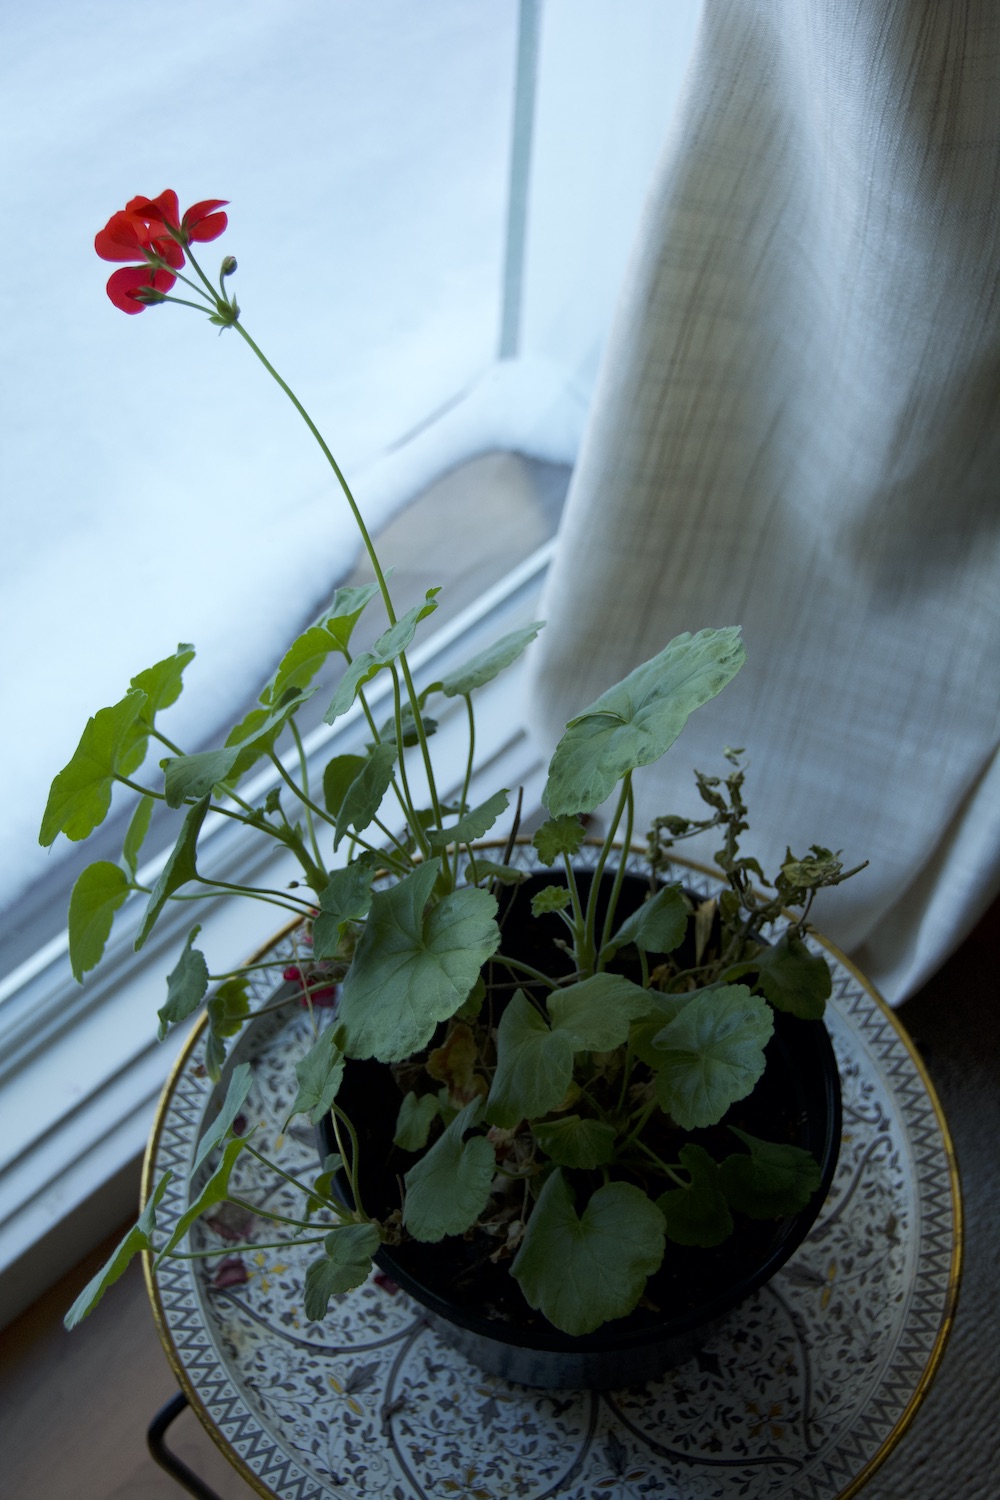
[511, 1172, 665, 1335]
[543, 627, 746, 816]
[652, 984, 774, 1129]
[338, 860, 500, 1061]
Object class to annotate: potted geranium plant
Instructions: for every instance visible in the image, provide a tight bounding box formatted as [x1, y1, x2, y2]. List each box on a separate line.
[47, 191, 863, 1388]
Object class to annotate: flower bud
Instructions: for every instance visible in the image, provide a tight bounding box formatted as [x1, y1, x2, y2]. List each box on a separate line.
[220, 255, 238, 277]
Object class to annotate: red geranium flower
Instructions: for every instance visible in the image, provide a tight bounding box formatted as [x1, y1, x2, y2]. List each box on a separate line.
[125, 190, 229, 247]
[95, 190, 229, 313]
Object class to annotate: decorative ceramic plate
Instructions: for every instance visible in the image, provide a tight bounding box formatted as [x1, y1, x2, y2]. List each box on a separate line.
[144, 848, 960, 1500]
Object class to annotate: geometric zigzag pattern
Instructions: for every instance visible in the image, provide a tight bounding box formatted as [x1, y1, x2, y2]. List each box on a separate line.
[146, 851, 960, 1500]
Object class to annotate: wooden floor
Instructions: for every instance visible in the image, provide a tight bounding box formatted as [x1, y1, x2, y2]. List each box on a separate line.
[0, 1229, 257, 1499]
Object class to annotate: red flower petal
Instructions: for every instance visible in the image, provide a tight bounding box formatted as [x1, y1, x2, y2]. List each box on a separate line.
[186, 209, 228, 243]
[183, 198, 229, 236]
[127, 190, 180, 230]
[95, 212, 148, 262]
[105, 264, 176, 314]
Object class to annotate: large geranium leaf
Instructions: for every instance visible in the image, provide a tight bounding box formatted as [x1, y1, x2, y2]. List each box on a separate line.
[64, 1173, 172, 1328]
[402, 1099, 495, 1241]
[511, 1172, 665, 1335]
[628, 992, 694, 1067]
[603, 884, 689, 959]
[547, 973, 653, 1052]
[719, 1127, 821, 1218]
[324, 591, 439, 726]
[40, 688, 148, 845]
[656, 1144, 733, 1246]
[337, 859, 499, 1061]
[484, 990, 574, 1129]
[652, 984, 774, 1129]
[436, 622, 543, 697]
[134, 795, 210, 950]
[67, 861, 130, 981]
[304, 1223, 381, 1320]
[542, 627, 746, 816]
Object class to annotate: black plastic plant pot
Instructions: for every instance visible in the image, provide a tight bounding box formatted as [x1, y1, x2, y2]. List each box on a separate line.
[324, 1018, 841, 1391]
[321, 868, 843, 1389]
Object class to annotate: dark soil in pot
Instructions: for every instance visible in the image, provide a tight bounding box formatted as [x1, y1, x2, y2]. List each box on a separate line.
[324, 868, 842, 1388]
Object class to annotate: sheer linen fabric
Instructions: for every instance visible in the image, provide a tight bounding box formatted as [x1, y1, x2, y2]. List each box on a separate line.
[526, 0, 1000, 1004]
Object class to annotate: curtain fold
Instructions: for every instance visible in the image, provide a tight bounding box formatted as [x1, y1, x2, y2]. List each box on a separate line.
[526, 0, 1000, 1003]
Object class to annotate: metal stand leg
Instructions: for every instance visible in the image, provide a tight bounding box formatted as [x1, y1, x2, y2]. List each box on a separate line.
[147, 1390, 225, 1499]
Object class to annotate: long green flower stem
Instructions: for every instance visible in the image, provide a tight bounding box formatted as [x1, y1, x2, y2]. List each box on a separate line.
[164, 243, 441, 861]
[453, 693, 476, 887]
[385, 664, 433, 857]
[288, 718, 324, 869]
[164, 244, 447, 870]
[598, 779, 635, 965]
[581, 772, 632, 972]
[225, 315, 445, 836]
[167, 1237, 329, 1260]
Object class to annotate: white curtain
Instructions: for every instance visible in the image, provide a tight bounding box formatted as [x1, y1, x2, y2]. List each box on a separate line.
[526, 0, 1000, 1004]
